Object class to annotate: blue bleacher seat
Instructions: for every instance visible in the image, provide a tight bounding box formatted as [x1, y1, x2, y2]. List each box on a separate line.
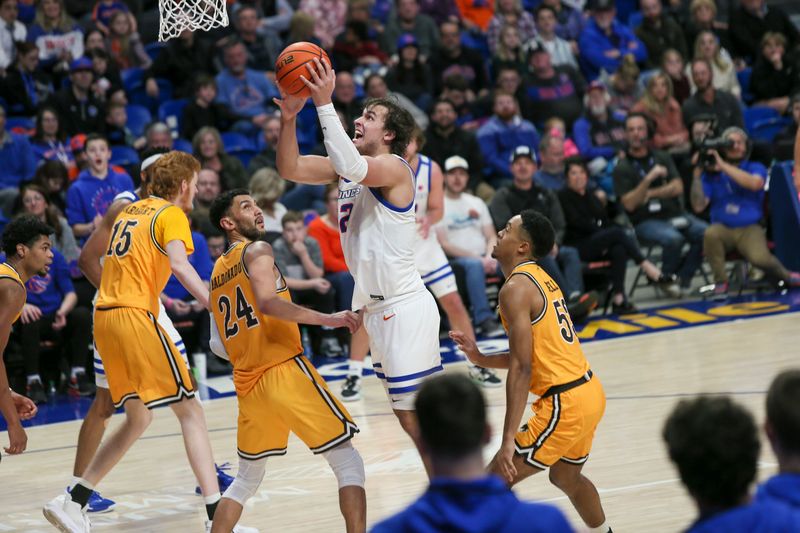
[173, 138, 192, 153]
[158, 99, 188, 138]
[127, 74, 174, 114]
[144, 42, 165, 61]
[750, 116, 792, 142]
[737, 68, 754, 104]
[221, 132, 255, 153]
[110, 145, 140, 166]
[743, 106, 779, 135]
[125, 104, 152, 138]
[121, 67, 144, 94]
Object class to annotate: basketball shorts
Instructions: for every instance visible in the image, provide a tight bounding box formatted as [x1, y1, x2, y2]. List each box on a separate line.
[94, 301, 187, 389]
[236, 355, 358, 459]
[94, 306, 195, 409]
[515, 375, 606, 469]
[364, 290, 442, 410]
[414, 236, 457, 299]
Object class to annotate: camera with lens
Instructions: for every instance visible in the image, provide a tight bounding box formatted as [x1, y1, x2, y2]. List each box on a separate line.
[697, 136, 735, 170]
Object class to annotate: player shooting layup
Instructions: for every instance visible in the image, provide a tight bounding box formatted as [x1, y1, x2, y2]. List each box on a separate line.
[274, 58, 442, 449]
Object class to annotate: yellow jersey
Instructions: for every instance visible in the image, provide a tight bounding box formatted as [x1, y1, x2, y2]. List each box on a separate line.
[0, 262, 25, 323]
[210, 241, 303, 396]
[499, 260, 590, 397]
[96, 197, 194, 315]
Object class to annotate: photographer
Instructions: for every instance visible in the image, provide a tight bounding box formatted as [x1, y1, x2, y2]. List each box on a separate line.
[690, 127, 800, 298]
[614, 113, 708, 297]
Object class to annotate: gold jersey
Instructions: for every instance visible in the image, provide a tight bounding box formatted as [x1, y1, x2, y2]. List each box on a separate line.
[0, 263, 25, 323]
[210, 241, 303, 396]
[499, 260, 590, 397]
[96, 197, 194, 314]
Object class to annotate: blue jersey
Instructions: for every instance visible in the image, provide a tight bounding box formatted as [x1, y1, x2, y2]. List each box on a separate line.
[756, 473, 800, 510]
[370, 476, 573, 533]
[687, 501, 800, 533]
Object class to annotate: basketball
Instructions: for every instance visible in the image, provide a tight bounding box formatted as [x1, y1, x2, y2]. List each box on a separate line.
[275, 42, 331, 98]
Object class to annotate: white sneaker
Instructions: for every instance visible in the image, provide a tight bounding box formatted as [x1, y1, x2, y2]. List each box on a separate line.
[205, 521, 260, 533]
[43, 494, 91, 533]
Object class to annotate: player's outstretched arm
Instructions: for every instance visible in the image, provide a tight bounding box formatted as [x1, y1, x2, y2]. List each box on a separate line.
[166, 240, 210, 310]
[274, 89, 338, 185]
[0, 281, 29, 454]
[493, 278, 535, 483]
[245, 241, 359, 332]
[78, 198, 131, 288]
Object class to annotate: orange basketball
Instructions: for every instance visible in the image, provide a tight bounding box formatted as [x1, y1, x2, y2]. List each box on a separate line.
[275, 42, 331, 98]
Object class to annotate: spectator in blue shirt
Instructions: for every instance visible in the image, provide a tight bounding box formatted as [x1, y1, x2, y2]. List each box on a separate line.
[758, 370, 800, 512]
[690, 127, 800, 298]
[371, 373, 573, 533]
[18, 248, 92, 404]
[65, 134, 134, 243]
[578, 0, 647, 81]
[664, 395, 800, 533]
[215, 39, 278, 134]
[0, 106, 37, 193]
[476, 92, 539, 184]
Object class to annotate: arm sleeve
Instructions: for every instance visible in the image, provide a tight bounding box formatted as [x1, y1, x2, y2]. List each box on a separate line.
[155, 205, 194, 255]
[209, 316, 229, 360]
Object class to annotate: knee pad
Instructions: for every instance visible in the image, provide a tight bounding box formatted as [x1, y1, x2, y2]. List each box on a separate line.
[322, 442, 365, 489]
[223, 457, 267, 506]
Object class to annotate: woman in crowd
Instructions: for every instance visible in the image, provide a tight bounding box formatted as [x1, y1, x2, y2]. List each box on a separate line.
[689, 30, 740, 99]
[751, 32, 795, 115]
[13, 183, 78, 265]
[632, 72, 691, 154]
[487, 0, 536, 55]
[602, 54, 643, 114]
[491, 24, 527, 75]
[684, 0, 731, 59]
[385, 34, 434, 109]
[1, 42, 52, 117]
[661, 48, 691, 104]
[249, 168, 287, 240]
[192, 127, 249, 191]
[32, 160, 69, 214]
[105, 10, 150, 70]
[30, 107, 74, 171]
[558, 158, 672, 314]
[25, 0, 83, 82]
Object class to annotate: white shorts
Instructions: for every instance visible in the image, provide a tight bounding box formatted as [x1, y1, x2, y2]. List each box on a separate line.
[364, 290, 442, 410]
[94, 301, 188, 389]
[414, 237, 457, 299]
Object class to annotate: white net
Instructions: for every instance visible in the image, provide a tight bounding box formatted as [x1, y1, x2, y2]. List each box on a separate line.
[158, 0, 229, 42]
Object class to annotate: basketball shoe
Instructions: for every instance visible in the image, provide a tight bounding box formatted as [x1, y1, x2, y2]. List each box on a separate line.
[66, 486, 115, 513]
[43, 493, 91, 533]
[205, 521, 260, 532]
[340, 375, 362, 402]
[195, 463, 235, 495]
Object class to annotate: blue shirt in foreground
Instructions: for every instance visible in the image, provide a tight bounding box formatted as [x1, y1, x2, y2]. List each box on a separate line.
[370, 475, 573, 533]
[686, 500, 800, 532]
[756, 473, 800, 510]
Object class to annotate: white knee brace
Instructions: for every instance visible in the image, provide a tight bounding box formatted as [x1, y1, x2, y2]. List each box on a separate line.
[322, 442, 365, 489]
[223, 457, 267, 506]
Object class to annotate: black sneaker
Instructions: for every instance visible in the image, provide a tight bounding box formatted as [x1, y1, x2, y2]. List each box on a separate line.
[478, 318, 505, 337]
[69, 372, 96, 397]
[567, 291, 599, 323]
[27, 380, 47, 404]
[612, 300, 638, 315]
[319, 336, 345, 358]
[340, 375, 362, 402]
[469, 366, 503, 388]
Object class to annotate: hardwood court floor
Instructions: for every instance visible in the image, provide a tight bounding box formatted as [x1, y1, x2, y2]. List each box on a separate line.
[2, 312, 797, 532]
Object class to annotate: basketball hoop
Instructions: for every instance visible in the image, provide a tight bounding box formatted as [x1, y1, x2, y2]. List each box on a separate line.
[158, 0, 229, 42]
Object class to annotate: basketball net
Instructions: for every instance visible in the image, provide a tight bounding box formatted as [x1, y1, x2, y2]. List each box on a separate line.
[158, 0, 229, 42]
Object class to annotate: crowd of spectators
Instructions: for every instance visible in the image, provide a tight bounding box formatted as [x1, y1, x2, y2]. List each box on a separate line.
[1, 0, 800, 400]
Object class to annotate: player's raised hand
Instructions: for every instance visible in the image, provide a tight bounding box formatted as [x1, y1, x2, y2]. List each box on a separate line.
[325, 311, 360, 333]
[5, 423, 27, 455]
[449, 330, 481, 363]
[11, 391, 37, 420]
[301, 57, 335, 107]
[273, 86, 307, 121]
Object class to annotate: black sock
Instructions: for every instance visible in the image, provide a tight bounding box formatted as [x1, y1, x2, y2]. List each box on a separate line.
[70, 483, 93, 508]
[206, 501, 219, 521]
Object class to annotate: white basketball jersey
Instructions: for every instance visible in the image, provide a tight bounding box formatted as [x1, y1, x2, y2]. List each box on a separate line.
[338, 155, 425, 309]
[414, 154, 432, 221]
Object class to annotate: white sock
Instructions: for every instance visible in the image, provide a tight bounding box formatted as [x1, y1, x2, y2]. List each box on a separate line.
[69, 476, 83, 490]
[588, 521, 609, 533]
[71, 366, 85, 379]
[27, 374, 41, 384]
[347, 360, 363, 377]
[203, 492, 221, 505]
